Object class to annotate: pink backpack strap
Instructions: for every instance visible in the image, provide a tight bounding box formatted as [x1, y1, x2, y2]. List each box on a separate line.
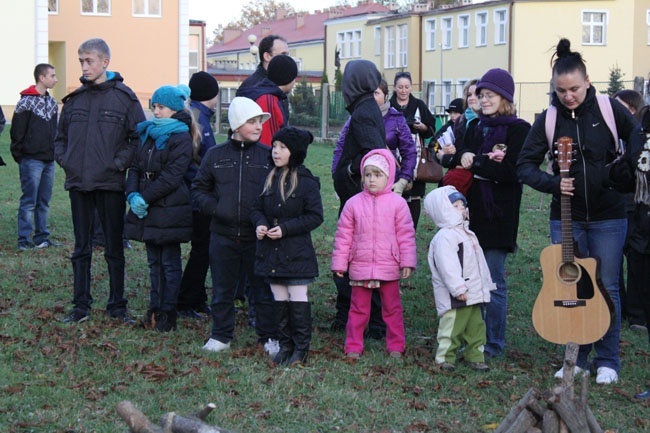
[544, 105, 557, 153]
[596, 94, 621, 155]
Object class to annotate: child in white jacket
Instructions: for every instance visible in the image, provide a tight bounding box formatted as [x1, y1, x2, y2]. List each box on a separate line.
[424, 186, 495, 372]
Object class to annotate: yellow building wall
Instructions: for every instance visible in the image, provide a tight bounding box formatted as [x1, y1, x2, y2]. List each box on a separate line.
[631, 0, 650, 80]
[49, 0, 181, 107]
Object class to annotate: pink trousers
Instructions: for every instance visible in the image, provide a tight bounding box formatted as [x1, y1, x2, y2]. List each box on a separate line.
[345, 280, 405, 354]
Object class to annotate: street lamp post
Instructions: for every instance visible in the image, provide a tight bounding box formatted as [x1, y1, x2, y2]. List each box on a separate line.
[248, 34, 258, 68]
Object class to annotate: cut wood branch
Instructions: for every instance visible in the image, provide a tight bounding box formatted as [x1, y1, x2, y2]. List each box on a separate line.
[116, 401, 236, 433]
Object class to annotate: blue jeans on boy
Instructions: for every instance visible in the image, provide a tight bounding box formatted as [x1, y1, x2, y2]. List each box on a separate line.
[208, 233, 275, 344]
[17, 158, 54, 246]
[146, 243, 182, 312]
[550, 218, 626, 373]
[483, 248, 509, 357]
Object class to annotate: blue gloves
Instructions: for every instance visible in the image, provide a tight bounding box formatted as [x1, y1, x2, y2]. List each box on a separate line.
[127, 192, 149, 219]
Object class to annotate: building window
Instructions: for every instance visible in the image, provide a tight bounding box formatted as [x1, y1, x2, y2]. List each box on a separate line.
[397, 24, 408, 68]
[457, 79, 467, 98]
[49, 0, 58, 13]
[189, 34, 200, 76]
[647, 10, 650, 45]
[442, 17, 452, 49]
[582, 11, 607, 45]
[494, 9, 507, 45]
[337, 30, 362, 59]
[82, 0, 110, 15]
[475, 11, 487, 46]
[133, 0, 161, 17]
[425, 19, 436, 51]
[426, 81, 437, 110]
[443, 80, 453, 107]
[374, 26, 381, 56]
[385, 26, 396, 68]
[458, 15, 469, 48]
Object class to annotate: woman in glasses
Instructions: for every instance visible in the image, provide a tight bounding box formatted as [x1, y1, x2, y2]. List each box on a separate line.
[449, 68, 530, 359]
[389, 71, 437, 228]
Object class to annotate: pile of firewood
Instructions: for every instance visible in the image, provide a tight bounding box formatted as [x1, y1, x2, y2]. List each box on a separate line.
[494, 343, 604, 433]
[116, 400, 235, 433]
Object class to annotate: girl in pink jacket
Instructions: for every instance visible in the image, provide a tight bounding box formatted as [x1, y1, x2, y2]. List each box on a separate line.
[331, 148, 417, 358]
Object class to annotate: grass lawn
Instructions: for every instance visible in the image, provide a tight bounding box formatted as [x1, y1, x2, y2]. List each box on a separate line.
[0, 131, 649, 432]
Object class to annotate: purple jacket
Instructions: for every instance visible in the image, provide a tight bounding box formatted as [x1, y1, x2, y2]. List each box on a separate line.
[332, 107, 417, 181]
[331, 149, 417, 281]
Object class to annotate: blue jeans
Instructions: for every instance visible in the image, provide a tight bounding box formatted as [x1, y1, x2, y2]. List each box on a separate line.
[17, 159, 54, 245]
[483, 248, 509, 357]
[550, 218, 626, 372]
[146, 243, 182, 312]
[208, 233, 275, 344]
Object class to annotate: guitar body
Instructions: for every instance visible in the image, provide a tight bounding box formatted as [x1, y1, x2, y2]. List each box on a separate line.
[533, 243, 612, 345]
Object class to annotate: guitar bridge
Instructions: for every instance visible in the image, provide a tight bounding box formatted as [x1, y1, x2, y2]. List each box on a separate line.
[554, 300, 587, 308]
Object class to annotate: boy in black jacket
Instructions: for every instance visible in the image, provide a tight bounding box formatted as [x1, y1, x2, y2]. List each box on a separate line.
[192, 97, 277, 353]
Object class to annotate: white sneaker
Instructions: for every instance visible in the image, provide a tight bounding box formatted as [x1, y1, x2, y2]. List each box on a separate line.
[554, 365, 589, 380]
[264, 338, 280, 357]
[596, 367, 618, 385]
[203, 338, 230, 352]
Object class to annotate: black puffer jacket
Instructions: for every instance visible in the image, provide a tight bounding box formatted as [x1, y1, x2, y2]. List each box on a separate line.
[517, 86, 638, 222]
[124, 111, 194, 245]
[55, 72, 145, 192]
[251, 166, 323, 279]
[191, 138, 271, 240]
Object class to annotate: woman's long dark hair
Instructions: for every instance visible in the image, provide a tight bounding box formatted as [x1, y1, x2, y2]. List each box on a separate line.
[551, 38, 587, 78]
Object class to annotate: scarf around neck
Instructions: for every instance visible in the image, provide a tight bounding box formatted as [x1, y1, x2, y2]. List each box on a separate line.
[137, 117, 189, 150]
[379, 101, 390, 117]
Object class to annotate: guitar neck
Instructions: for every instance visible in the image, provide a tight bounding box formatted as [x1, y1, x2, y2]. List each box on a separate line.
[560, 171, 574, 262]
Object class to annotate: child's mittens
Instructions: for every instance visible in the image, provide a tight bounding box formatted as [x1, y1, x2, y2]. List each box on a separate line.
[392, 178, 409, 196]
[127, 192, 149, 219]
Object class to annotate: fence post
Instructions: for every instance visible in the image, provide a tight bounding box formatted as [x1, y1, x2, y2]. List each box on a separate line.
[321, 83, 329, 141]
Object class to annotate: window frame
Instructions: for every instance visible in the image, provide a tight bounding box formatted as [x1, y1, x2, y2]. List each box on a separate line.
[397, 24, 408, 68]
[425, 18, 437, 51]
[581, 10, 608, 46]
[48, 0, 59, 14]
[494, 8, 507, 45]
[442, 16, 453, 50]
[374, 26, 382, 56]
[385, 26, 396, 68]
[426, 80, 437, 111]
[132, 0, 162, 17]
[337, 29, 362, 60]
[475, 11, 487, 47]
[81, 0, 111, 16]
[458, 14, 470, 48]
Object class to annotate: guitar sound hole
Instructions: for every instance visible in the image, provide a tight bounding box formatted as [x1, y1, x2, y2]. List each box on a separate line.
[557, 262, 581, 284]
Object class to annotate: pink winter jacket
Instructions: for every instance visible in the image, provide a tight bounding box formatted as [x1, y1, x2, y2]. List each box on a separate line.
[331, 148, 417, 281]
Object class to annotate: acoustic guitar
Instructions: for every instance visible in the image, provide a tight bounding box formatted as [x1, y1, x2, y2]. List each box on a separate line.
[531, 137, 614, 345]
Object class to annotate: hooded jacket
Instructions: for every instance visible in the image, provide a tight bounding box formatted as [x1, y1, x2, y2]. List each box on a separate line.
[517, 85, 638, 222]
[236, 78, 289, 147]
[55, 72, 145, 192]
[10, 85, 58, 162]
[424, 186, 495, 317]
[331, 149, 417, 281]
[335, 60, 385, 177]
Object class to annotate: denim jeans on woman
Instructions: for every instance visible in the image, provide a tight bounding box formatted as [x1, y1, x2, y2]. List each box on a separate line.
[483, 248, 509, 357]
[550, 218, 626, 373]
[17, 158, 54, 246]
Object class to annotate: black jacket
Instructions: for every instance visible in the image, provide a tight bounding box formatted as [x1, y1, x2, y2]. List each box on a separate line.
[452, 118, 531, 251]
[517, 86, 638, 222]
[124, 112, 194, 245]
[251, 166, 324, 279]
[10, 86, 58, 162]
[191, 138, 271, 240]
[55, 72, 145, 192]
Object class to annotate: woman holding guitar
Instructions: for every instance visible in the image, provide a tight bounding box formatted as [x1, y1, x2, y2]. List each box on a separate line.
[517, 39, 639, 385]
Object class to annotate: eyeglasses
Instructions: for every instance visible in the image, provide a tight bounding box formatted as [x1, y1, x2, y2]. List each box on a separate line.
[478, 91, 499, 100]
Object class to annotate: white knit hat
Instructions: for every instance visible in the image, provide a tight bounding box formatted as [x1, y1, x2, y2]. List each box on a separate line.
[228, 97, 270, 131]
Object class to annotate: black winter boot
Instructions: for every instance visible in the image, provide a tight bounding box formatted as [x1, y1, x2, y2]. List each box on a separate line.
[273, 301, 293, 365]
[154, 310, 177, 333]
[288, 302, 312, 365]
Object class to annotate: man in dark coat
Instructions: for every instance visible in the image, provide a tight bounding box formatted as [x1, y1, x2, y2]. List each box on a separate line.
[239, 35, 289, 90]
[55, 38, 145, 325]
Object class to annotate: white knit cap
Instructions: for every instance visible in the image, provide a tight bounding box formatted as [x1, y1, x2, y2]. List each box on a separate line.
[228, 97, 270, 131]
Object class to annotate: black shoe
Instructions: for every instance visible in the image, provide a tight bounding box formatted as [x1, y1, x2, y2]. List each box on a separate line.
[62, 311, 89, 324]
[109, 311, 136, 325]
[635, 389, 650, 400]
[154, 310, 177, 332]
[18, 242, 35, 251]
